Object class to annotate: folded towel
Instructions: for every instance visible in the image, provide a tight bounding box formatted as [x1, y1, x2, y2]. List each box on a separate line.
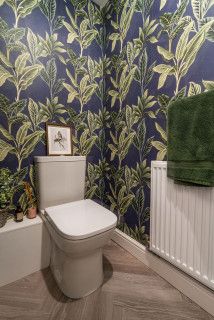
[167, 90, 214, 186]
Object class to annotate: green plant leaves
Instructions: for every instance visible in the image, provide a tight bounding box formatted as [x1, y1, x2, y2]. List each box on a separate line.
[180, 20, 213, 77]
[37, 33, 66, 61]
[16, 122, 30, 146]
[64, 21, 78, 43]
[0, 51, 12, 68]
[0, 0, 104, 216]
[39, 0, 56, 22]
[17, 0, 38, 18]
[157, 46, 174, 61]
[151, 123, 167, 160]
[175, 21, 194, 61]
[120, 0, 137, 38]
[20, 131, 43, 159]
[108, 129, 135, 164]
[191, 0, 214, 20]
[64, 65, 97, 112]
[106, 35, 155, 227]
[41, 58, 56, 87]
[0, 125, 14, 141]
[63, 83, 78, 103]
[78, 130, 97, 156]
[160, 0, 167, 10]
[109, 64, 137, 107]
[0, 140, 15, 161]
[1, 0, 214, 246]
[153, 64, 174, 89]
[53, 16, 65, 31]
[0, 65, 12, 86]
[5, 0, 37, 27]
[28, 98, 39, 126]
[64, 6, 98, 54]
[27, 28, 44, 63]
[15, 52, 30, 75]
[154, 19, 214, 93]
[0, 45, 43, 99]
[5, 0, 16, 11]
[188, 82, 201, 96]
[109, 33, 120, 51]
[20, 64, 43, 91]
[203, 80, 214, 90]
[109, 0, 137, 52]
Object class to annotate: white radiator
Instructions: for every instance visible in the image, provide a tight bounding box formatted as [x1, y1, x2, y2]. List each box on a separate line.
[150, 161, 214, 290]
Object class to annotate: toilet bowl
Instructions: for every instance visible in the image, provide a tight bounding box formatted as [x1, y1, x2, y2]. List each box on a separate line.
[35, 156, 117, 299]
[41, 199, 117, 299]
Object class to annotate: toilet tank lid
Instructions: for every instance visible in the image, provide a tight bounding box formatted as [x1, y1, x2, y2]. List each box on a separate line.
[34, 156, 86, 163]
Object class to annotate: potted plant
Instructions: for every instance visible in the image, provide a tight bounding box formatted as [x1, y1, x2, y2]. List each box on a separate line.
[23, 182, 37, 219]
[0, 168, 13, 228]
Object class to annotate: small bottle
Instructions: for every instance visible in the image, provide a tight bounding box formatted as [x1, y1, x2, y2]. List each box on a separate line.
[15, 205, 23, 222]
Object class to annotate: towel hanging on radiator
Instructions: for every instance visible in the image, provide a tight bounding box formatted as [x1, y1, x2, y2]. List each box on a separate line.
[167, 90, 214, 186]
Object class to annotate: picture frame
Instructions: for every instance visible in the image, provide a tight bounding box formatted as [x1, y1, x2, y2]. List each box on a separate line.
[46, 123, 73, 156]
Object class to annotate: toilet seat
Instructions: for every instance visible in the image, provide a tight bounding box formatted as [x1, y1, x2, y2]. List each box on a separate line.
[44, 199, 117, 241]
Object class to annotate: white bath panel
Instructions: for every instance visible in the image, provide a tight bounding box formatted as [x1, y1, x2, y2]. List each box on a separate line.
[0, 216, 51, 287]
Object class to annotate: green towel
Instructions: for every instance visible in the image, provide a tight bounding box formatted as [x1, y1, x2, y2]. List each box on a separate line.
[167, 90, 214, 186]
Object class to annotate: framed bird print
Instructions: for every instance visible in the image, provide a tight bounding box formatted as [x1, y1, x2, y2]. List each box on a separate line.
[46, 123, 73, 156]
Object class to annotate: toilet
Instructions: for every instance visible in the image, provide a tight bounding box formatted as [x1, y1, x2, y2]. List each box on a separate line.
[35, 156, 117, 299]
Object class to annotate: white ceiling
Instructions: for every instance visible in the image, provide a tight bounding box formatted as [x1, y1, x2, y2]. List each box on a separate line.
[92, 0, 108, 8]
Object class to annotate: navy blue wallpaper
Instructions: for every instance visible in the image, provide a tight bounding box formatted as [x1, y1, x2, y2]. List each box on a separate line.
[1, 0, 214, 245]
[104, 0, 214, 244]
[0, 0, 106, 211]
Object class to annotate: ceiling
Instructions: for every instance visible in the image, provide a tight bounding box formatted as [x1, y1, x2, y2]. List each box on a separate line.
[92, 0, 108, 8]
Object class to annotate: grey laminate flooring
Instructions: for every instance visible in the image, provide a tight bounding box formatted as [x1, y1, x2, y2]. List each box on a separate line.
[0, 241, 213, 320]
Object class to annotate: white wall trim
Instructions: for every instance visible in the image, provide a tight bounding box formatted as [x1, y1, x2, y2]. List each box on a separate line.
[112, 229, 214, 317]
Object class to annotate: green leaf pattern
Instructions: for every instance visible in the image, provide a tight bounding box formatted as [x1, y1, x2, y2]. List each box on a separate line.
[0, 0, 105, 216]
[105, 0, 214, 244]
[1, 0, 214, 245]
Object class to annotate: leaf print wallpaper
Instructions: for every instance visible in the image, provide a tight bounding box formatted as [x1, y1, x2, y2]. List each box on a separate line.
[0, 0, 107, 211]
[104, 0, 214, 245]
[1, 0, 214, 246]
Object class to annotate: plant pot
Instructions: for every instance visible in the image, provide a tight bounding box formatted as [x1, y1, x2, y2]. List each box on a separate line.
[27, 206, 37, 219]
[0, 208, 8, 228]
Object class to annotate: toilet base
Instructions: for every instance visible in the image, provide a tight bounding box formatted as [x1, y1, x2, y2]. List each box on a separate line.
[50, 241, 103, 299]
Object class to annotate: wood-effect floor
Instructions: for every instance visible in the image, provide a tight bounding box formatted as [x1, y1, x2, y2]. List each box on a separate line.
[0, 241, 213, 320]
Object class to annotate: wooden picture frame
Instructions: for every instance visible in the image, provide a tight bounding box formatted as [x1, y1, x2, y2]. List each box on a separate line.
[46, 123, 73, 156]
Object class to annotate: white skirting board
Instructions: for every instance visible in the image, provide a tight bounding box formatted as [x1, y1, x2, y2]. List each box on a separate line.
[0, 215, 51, 287]
[112, 229, 214, 317]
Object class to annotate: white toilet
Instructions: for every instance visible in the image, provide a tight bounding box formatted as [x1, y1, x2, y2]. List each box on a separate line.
[35, 156, 117, 299]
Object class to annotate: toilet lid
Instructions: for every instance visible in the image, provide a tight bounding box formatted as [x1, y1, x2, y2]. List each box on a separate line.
[44, 199, 117, 240]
